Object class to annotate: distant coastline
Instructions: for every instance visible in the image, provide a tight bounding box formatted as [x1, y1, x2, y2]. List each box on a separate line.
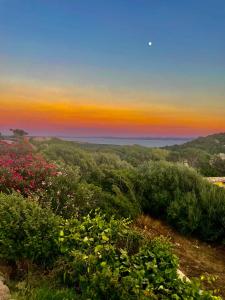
[58, 136, 194, 140]
[59, 136, 192, 147]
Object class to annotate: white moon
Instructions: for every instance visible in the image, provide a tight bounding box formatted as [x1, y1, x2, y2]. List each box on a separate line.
[148, 41, 152, 46]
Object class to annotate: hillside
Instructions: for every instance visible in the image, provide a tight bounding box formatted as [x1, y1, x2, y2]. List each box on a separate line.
[0, 139, 224, 299]
[166, 133, 225, 154]
[163, 133, 225, 177]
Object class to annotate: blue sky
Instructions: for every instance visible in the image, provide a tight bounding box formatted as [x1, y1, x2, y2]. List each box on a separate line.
[0, 0, 225, 136]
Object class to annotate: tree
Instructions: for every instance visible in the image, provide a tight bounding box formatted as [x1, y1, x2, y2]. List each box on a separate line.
[10, 128, 28, 139]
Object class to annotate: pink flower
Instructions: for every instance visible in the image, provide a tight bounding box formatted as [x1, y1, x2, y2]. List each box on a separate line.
[0, 142, 58, 196]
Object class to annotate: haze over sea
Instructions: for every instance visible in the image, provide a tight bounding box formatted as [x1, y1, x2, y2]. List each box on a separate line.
[60, 137, 192, 147]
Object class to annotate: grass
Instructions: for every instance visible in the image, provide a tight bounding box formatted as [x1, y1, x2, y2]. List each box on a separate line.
[11, 286, 78, 300]
[8, 274, 79, 300]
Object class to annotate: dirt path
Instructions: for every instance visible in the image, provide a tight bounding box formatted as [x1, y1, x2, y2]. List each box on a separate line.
[135, 215, 225, 299]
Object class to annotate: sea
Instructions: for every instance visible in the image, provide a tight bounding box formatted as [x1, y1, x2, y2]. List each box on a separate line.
[60, 137, 192, 148]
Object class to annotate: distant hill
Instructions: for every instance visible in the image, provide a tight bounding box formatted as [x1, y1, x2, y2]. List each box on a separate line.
[166, 132, 225, 154]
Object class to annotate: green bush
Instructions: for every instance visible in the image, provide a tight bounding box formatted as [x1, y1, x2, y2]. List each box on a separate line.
[56, 211, 218, 299]
[33, 139, 225, 243]
[0, 193, 61, 265]
[36, 164, 134, 218]
[135, 161, 225, 243]
[40, 143, 102, 181]
[34, 159, 140, 219]
[166, 147, 225, 177]
[95, 167, 141, 217]
[36, 165, 80, 218]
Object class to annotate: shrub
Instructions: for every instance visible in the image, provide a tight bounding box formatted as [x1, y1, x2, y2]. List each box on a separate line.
[0, 193, 61, 265]
[56, 211, 218, 299]
[36, 165, 119, 218]
[35, 161, 139, 219]
[135, 161, 225, 243]
[40, 143, 101, 181]
[0, 140, 32, 155]
[91, 166, 141, 218]
[0, 142, 56, 196]
[36, 165, 80, 218]
[33, 140, 144, 218]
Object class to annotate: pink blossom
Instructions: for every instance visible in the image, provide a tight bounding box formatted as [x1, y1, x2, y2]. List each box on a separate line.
[0, 142, 57, 196]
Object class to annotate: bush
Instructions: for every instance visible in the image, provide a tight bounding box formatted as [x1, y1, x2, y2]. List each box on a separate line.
[0, 142, 56, 196]
[56, 211, 218, 299]
[0, 193, 61, 265]
[35, 161, 139, 219]
[36, 165, 81, 218]
[40, 143, 101, 181]
[94, 167, 141, 218]
[135, 161, 225, 243]
[35, 141, 140, 218]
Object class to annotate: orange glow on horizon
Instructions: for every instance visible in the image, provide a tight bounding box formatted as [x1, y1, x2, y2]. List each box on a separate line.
[1, 82, 225, 136]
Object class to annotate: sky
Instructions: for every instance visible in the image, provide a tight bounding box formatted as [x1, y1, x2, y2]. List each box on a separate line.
[0, 0, 225, 137]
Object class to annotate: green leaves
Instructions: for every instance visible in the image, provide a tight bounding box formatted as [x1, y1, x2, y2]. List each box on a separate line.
[101, 233, 109, 242]
[0, 193, 61, 264]
[136, 161, 225, 243]
[55, 211, 219, 299]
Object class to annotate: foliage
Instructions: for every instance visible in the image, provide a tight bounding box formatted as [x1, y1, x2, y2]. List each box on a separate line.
[93, 166, 141, 217]
[56, 211, 218, 299]
[209, 155, 225, 176]
[35, 165, 80, 218]
[166, 147, 225, 176]
[135, 161, 225, 243]
[0, 137, 224, 298]
[40, 143, 101, 182]
[36, 165, 116, 218]
[12, 284, 77, 300]
[31, 161, 137, 219]
[166, 132, 225, 155]
[0, 142, 57, 196]
[0, 140, 32, 155]
[0, 193, 61, 265]
[37, 141, 141, 218]
[167, 147, 213, 175]
[10, 128, 28, 138]
[166, 133, 225, 176]
[31, 138, 225, 242]
[37, 138, 170, 168]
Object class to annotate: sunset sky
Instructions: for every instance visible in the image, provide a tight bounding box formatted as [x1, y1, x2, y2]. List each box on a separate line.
[0, 0, 225, 137]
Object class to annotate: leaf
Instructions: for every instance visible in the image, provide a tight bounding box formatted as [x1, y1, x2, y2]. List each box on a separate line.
[83, 236, 89, 242]
[100, 261, 107, 267]
[101, 234, 109, 241]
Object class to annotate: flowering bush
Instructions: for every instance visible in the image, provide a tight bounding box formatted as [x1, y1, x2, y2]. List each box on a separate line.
[36, 164, 116, 219]
[0, 142, 57, 196]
